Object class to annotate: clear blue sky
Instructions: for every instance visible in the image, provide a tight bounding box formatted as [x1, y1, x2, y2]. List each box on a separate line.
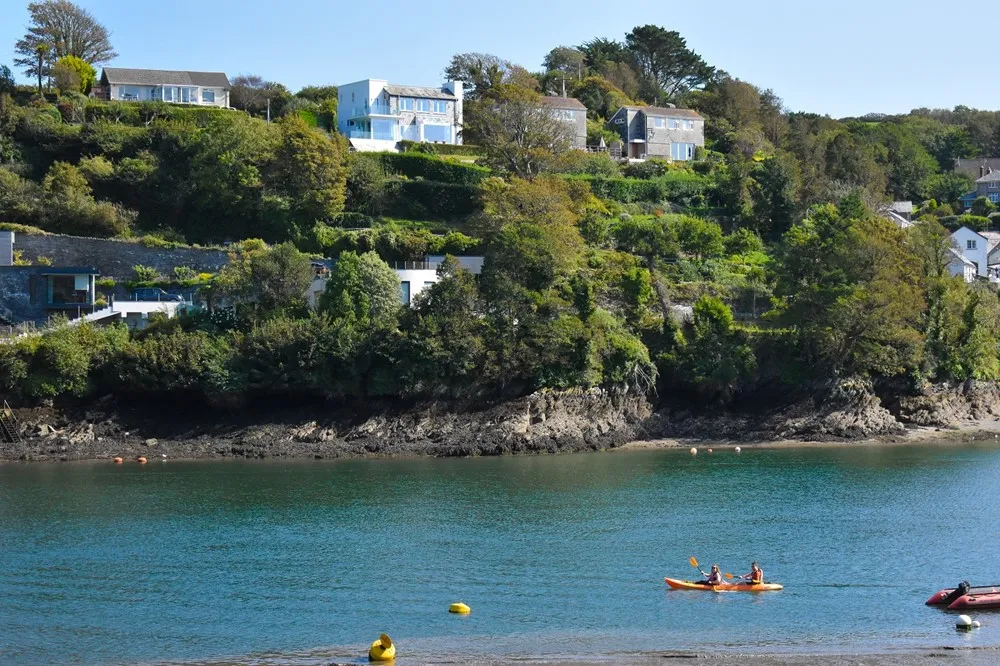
[0, 0, 982, 118]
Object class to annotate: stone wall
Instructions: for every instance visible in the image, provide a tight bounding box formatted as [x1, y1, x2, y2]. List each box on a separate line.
[14, 233, 228, 282]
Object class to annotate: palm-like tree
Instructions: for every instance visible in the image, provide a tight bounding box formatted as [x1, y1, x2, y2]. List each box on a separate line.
[35, 43, 50, 95]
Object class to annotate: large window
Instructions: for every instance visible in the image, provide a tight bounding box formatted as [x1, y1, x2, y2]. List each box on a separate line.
[48, 275, 90, 305]
[423, 124, 450, 143]
[652, 117, 665, 129]
[433, 100, 447, 113]
[400, 282, 411, 305]
[668, 118, 679, 129]
[415, 99, 431, 112]
[163, 87, 175, 102]
[202, 89, 215, 103]
[121, 86, 140, 100]
[670, 142, 695, 161]
[399, 97, 414, 111]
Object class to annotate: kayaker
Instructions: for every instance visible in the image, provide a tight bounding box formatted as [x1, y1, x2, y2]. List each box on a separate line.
[740, 561, 763, 584]
[698, 564, 725, 585]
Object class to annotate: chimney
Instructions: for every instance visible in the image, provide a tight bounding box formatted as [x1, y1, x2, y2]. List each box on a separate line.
[0, 230, 13, 267]
[981, 165, 986, 177]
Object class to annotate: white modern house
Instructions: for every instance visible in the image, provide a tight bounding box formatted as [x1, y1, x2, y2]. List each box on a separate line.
[94, 68, 231, 107]
[306, 256, 484, 308]
[337, 79, 463, 152]
[950, 226, 1000, 278]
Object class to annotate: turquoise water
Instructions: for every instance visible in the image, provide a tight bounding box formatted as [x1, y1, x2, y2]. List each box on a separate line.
[2, 444, 1000, 665]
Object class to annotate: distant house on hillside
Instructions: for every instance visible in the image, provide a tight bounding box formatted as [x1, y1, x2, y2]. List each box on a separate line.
[950, 226, 1000, 278]
[959, 168, 1000, 210]
[537, 96, 588, 149]
[881, 201, 914, 229]
[92, 68, 231, 107]
[337, 79, 463, 152]
[607, 106, 705, 160]
[954, 158, 1000, 181]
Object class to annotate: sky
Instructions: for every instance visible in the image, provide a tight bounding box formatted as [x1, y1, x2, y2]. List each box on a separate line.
[0, 0, 986, 118]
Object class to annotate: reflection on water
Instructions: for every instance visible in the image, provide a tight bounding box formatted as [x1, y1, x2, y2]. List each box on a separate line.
[1, 444, 1000, 665]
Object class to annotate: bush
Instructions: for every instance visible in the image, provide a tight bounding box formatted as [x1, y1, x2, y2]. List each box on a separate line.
[377, 152, 489, 185]
[399, 140, 482, 156]
[381, 180, 481, 219]
[133, 264, 160, 282]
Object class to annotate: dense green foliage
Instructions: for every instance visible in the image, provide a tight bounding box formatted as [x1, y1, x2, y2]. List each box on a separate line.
[5, 19, 1000, 411]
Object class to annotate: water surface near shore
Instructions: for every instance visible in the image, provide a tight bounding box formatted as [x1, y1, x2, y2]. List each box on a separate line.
[2, 444, 1000, 665]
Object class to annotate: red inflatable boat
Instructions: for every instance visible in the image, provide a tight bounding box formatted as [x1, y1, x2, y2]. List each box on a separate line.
[927, 585, 1000, 605]
[948, 593, 1000, 611]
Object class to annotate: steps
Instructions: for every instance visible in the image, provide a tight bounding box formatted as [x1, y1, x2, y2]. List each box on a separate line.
[0, 400, 22, 444]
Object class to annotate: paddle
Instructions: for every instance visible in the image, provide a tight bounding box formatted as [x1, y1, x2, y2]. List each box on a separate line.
[691, 557, 736, 582]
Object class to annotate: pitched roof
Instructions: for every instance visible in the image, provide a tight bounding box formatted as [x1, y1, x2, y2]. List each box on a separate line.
[101, 68, 230, 88]
[640, 106, 702, 119]
[977, 170, 1000, 183]
[949, 248, 975, 266]
[889, 201, 913, 214]
[537, 96, 587, 111]
[383, 84, 455, 100]
[981, 230, 1000, 251]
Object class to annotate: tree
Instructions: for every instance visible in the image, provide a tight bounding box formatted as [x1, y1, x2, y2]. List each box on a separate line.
[674, 215, 724, 260]
[14, 0, 116, 81]
[320, 251, 400, 328]
[750, 153, 801, 235]
[971, 196, 996, 218]
[624, 25, 715, 101]
[578, 38, 628, 70]
[230, 74, 293, 119]
[542, 46, 585, 95]
[52, 54, 95, 93]
[922, 172, 973, 206]
[34, 43, 49, 95]
[464, 85, 574, 178]
[246, 242, 315, 314]
[295, 85, 338, 102]
[269, 115, 347, 230]
[0, 65, 14, 95]
[443, 52, 511, 99]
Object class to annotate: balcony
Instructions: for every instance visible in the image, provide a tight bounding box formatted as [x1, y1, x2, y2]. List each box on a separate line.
[348, 102, 398, 119]
[348, 128, 398, 141]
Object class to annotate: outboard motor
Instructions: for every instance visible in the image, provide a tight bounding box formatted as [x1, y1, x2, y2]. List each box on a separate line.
[942, 581, 972, 606]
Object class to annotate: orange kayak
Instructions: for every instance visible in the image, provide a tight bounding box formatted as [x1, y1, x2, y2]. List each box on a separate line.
[665, 576, 783, 592]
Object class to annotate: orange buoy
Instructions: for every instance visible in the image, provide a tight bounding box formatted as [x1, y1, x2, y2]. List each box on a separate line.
[137, 456, 147, 464]
[113, 457, 123, 464]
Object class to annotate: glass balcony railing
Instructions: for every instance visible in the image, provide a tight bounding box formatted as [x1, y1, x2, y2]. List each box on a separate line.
[347, 129, 398, 141]
[348, 102, 397, 119]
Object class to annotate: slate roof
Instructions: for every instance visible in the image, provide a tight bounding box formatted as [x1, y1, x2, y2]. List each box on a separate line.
[101, 68, 231, 88]
[889, 201, 913, 214]
[383, 84, 455, 100]
[976, 170, 1000, 183]
[633, 106, 702, 119]
[949, 248, 975, 266]
[538, 96, 587, 111]
[981, 230, 1000, 251]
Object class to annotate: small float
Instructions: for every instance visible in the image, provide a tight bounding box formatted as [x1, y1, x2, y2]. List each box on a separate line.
[368, 633, 395, 662]
[664, 577, 783, 592]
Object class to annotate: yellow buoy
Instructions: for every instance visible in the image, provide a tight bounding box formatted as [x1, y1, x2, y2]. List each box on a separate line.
[449, 602, 471, 614]
[368, 633, 395, 662]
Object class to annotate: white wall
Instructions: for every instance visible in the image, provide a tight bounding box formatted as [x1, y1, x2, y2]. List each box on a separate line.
[951, 227, 988, 277]
[396, 268, 439, 305]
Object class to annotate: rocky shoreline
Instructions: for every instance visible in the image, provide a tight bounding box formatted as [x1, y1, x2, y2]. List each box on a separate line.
[4, 379, 1000, 463]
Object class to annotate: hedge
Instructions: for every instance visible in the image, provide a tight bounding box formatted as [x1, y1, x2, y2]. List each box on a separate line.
[83, 101, 232, 126]
[381, 180, 481, 220]
[399, 140, 483, 156]
[565, 171, 712, 206]
[377, 152, 489, 186]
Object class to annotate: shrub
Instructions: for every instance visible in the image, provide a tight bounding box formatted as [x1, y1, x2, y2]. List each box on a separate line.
[399, 140, 482, 156]
[381, 180, 481, 219]
[133, 264, 160, 282]
[377, 152, 489, 185]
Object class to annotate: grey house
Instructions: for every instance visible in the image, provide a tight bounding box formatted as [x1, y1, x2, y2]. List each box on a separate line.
[93, 68, 231, 107]
[608, 106, 705, 160]
[538, 96, 588, 149]
[960, 168, 1000, 209]
[955, 158, 1000, 181]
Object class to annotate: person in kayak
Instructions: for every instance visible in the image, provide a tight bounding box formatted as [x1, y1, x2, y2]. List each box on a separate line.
[740, 561, 763, 584]
[698, 564, 725, 585]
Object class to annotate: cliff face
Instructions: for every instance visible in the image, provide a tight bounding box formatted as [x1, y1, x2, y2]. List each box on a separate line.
[3, 380, 997, 462]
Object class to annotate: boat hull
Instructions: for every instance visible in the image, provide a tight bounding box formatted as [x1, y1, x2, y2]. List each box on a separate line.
[948, 593, 1000, 611]
[926, 586, 1000, 605]
[664, 577, 783, 592]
